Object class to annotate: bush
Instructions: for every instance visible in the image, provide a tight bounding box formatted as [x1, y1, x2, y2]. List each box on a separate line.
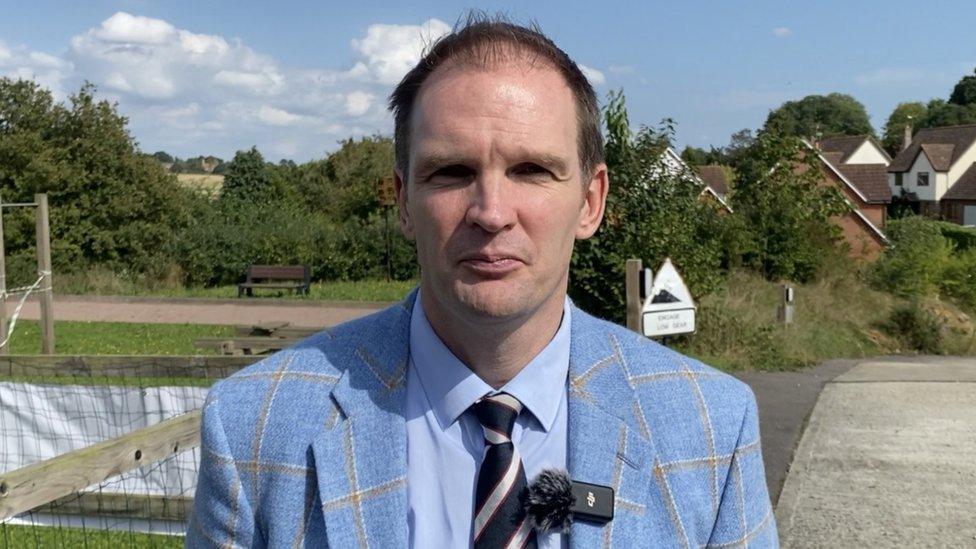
[936, 221, 976, 251]
[869, 216, 953, 297]
[940, 248, 976, 310]
[882, 301, 943, 353]
[174, 198, 416, 286]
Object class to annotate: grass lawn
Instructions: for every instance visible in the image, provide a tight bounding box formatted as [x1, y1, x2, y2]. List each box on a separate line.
[674, 267, 976, 371]
[55, 270, 417, 302]
[2, 523, 183, 548]
[6, 320, 233, 356]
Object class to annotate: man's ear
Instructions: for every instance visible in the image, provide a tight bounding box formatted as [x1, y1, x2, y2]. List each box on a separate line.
[576, 163, 609, 239]
[394, 168, 415, 241]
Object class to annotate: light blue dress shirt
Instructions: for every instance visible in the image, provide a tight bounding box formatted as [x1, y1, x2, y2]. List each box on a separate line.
[406, 290, 571, 548]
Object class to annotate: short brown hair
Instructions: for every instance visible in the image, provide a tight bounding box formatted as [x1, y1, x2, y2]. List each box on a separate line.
[388, 12, 604, 183]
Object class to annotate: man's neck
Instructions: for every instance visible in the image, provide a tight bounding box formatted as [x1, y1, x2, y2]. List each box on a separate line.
[420, 288, 566, 389]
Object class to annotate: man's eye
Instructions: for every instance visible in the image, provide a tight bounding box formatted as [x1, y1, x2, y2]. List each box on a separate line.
[428, 165, 475, 182]
[512, 163, 551, 178]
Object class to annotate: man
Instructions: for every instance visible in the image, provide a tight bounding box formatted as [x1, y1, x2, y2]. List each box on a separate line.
[188, 16, 777, 548]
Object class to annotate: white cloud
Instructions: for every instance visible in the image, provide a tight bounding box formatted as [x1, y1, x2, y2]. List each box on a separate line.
[68, 11, 282, 100]
[92, 11, 175, 45]
[579, 64, 606, 86]
[350, 19, 451, 85]
[345, 91, 373, 116]
[258, 105, 308, 126]
[0, 39, 72, 98]
[772, 27, 792, 38]
[608, 64, 635, 76]
[213, 70, 284, 95]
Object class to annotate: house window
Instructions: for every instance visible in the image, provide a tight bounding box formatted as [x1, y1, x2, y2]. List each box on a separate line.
[895, 173, 903, 186]
[917, 172, 929, 186]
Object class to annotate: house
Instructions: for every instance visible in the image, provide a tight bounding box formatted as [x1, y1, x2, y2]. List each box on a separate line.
[887, 123, 976, 225]
[658, 148, 733, 212]
[695, 165, 732, 206]
[809, 135, 892, 260]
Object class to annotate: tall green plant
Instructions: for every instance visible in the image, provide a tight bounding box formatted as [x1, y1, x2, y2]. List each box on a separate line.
[732, 134, 847, 282]
[870, 216, 953, 297]
[570, 90, 730, 322]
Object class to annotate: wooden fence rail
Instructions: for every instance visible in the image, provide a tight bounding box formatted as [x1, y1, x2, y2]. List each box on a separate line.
[0, 355, 257, 380]
[0, 410, 201, 519]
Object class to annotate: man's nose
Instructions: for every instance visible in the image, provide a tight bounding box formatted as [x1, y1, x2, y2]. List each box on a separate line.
[464, 171, 517, 233]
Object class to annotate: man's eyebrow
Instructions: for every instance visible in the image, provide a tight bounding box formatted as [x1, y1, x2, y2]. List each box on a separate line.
[529, 153, 571, 175]
[413, 153, 472, 176]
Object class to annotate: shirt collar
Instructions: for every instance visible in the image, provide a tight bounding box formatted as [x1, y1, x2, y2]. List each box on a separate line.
[409, 290, 571, 433]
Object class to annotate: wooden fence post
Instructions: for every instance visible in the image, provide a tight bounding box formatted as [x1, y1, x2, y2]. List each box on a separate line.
[626, 259, 642, 333]
[35, 193, 54, 354]
[0, 196, 7, 355]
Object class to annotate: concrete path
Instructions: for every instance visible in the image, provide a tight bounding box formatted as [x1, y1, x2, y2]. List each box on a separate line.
[733, 360, 856, 505]
[8, 295, 390, 328]
[775, 357, 976, 548]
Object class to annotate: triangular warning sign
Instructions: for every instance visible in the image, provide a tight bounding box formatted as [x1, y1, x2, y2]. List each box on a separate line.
[641, 258, 696, 337]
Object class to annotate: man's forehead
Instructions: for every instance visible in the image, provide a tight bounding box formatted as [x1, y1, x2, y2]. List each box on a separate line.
[409, 62, 577, 149]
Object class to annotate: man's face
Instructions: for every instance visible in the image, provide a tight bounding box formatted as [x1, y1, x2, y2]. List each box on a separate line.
[395, 59, 607, 324]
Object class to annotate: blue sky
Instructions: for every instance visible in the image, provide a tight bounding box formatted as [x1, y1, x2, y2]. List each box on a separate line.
[1, 0, 974, 161]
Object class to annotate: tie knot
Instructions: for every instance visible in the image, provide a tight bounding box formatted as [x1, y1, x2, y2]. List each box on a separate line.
[473, 392, 523, 444]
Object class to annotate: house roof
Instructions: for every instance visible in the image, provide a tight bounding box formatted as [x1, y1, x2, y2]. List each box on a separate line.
[695, 165, 730, 198]
[889, 124, 976, 173]
[833, 163, 892, 203]
[919, 143, 955, 171]
[817, 151, 891, 203]
[817, 135, 891, 164]
[944, 163, 976, 200]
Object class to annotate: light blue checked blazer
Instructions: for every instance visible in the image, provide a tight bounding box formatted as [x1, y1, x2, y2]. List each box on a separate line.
[187, 290, 777, 548]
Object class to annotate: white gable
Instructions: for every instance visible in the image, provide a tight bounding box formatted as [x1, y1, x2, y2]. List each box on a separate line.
[846, 139, 890, 166]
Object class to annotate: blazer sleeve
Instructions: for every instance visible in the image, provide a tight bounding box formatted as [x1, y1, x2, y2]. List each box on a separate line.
[706, 390, 779, 548]
[185, 390, 258, 548]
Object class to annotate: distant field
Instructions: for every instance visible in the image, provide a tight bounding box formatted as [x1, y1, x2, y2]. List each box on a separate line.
[175, 173, 223, 197]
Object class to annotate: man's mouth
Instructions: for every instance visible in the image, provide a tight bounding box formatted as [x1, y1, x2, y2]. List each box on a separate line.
[457, 253, 524, 277]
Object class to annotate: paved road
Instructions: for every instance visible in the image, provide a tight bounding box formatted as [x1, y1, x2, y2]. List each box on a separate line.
[774, 357, 976, 547]
[10, 295, 389, 328]
[733, 360, 856, 505]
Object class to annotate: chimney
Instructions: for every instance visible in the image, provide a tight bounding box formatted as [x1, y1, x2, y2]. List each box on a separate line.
[902, 123, 913, 151]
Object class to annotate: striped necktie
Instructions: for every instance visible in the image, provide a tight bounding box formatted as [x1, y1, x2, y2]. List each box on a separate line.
[471, 392, 537, 549]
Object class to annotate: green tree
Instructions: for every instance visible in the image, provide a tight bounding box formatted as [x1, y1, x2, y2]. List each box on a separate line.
[220, 146, 290, 204]
[570, 90, 730, 322]
[881, 102, 927, 155]
[152, 151, 174, 164]
[949, 67, 976, 106]
[0, 78, 194, 280]
[920, 98, 976, 129]
[763, 93, 874, 139]
[732, 134, 848, 281]
[295, 136, 394, 219]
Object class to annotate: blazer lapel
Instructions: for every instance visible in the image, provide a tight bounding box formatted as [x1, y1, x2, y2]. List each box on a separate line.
[311, 294, 414, 548]
[567, 307, 658, 548]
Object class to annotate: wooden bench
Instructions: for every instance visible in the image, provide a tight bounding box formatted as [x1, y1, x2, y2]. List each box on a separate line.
[194, 322, 321, 355]
[237, 265, 310, 297]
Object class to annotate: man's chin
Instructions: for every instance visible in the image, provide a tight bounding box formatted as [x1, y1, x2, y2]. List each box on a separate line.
[453, 283, 530, 321]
